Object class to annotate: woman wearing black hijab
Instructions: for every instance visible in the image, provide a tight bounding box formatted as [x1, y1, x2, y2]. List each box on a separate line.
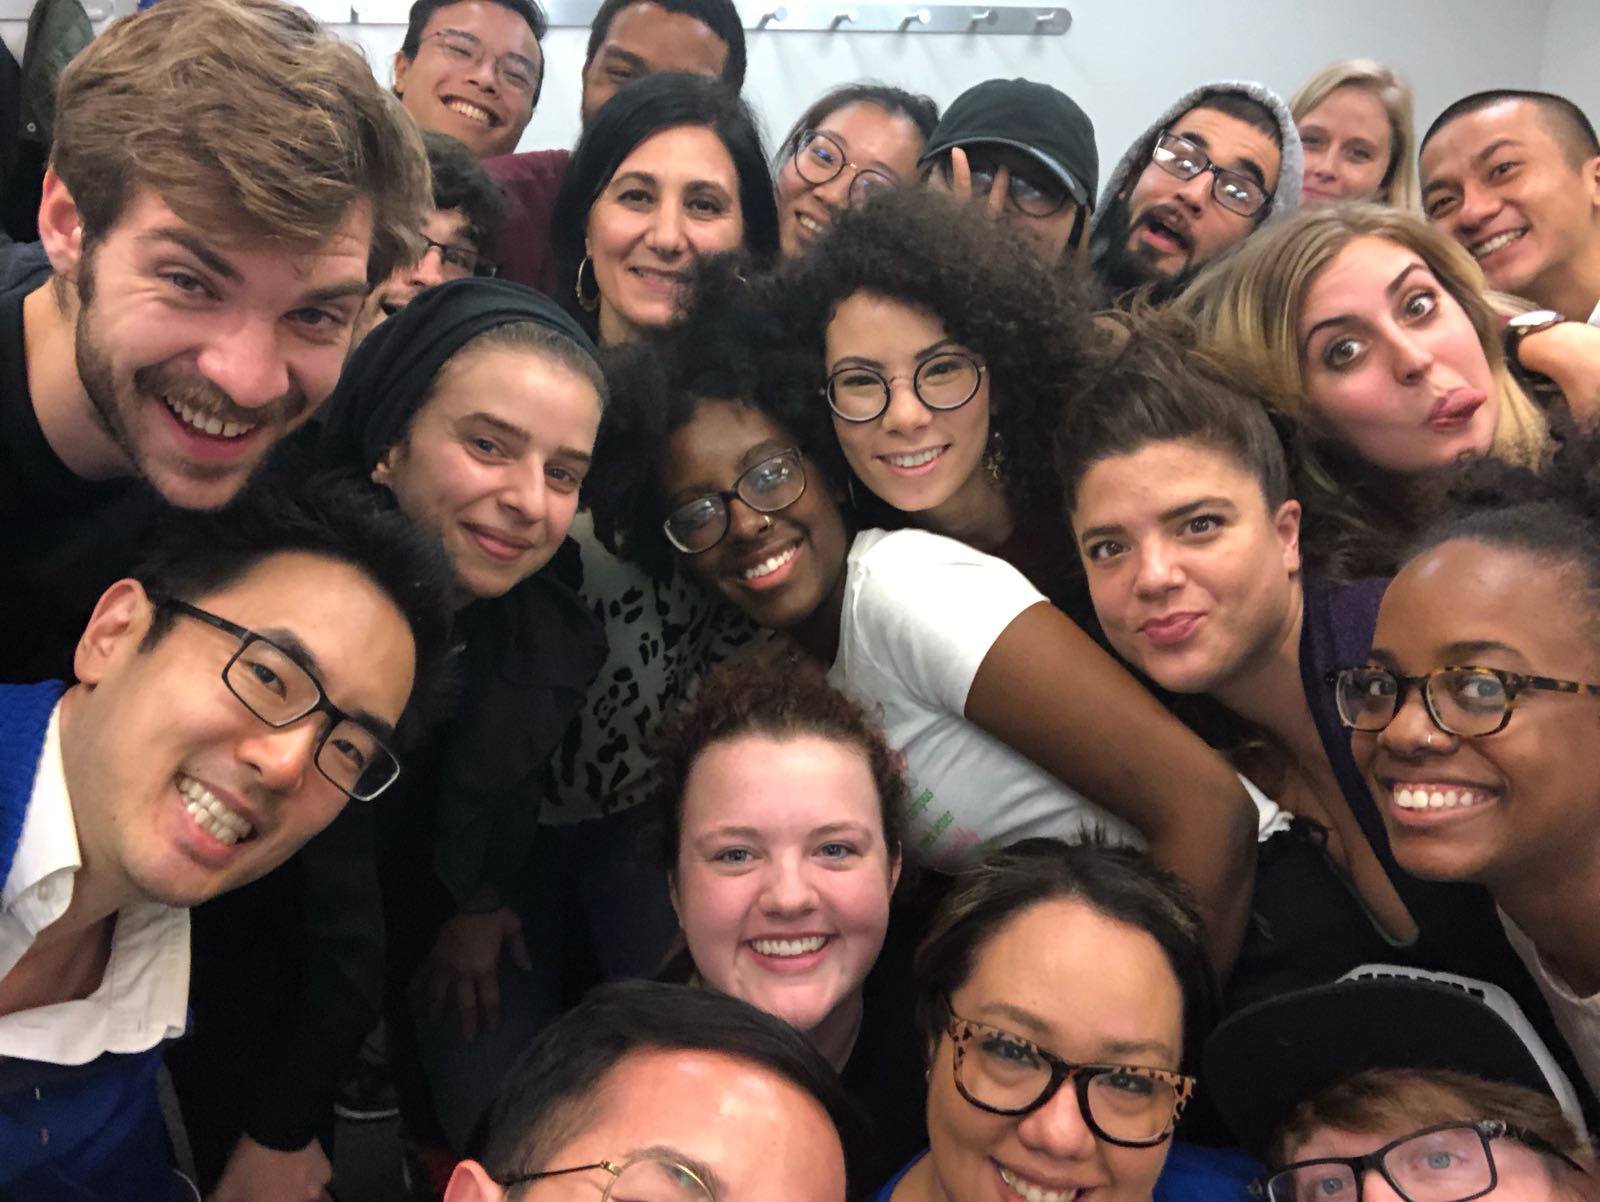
[317, 277, 611, 1152]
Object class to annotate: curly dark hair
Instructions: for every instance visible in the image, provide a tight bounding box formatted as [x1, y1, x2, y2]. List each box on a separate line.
[587, 253, 843, 580]
[1404, 428, 1600, 643]
[652, 655, 907, 871]
[764, 187, 1091, 520]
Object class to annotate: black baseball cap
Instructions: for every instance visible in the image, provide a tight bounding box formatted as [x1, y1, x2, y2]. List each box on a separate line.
[918, 78, 1098, 208]
[1204, 967, 1577, 1162]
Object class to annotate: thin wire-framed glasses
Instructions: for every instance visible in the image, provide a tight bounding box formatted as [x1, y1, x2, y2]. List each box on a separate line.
[791, 129, 899, 207]
[1150, 130, 1271, 218]
[422, 29, 540, 95]
[492, 1151, 715, 1201]
[156, 597, 402, 801]
[417, 233, 496, 279]
[1329, 665, 1600, 737]
[946, 1013, 1194, 1148]
[825, 350, 986, 423]
[941, 154, 1072, 217]
[662, 448, 807, 554]
[1253, 1118, 1589, 1202]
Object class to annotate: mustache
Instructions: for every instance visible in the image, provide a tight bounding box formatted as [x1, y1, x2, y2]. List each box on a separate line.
[134, 362, 310, 428]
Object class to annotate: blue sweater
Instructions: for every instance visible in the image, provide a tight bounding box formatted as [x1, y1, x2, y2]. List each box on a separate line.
[0, 681, 176, 1199]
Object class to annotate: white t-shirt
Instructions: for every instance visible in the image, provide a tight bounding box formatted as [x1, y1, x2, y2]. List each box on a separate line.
[1500, 911, 1600, 1099]
[828, 529, 1139, 871]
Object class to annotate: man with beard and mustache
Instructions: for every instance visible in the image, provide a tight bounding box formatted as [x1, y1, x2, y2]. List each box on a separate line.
[1088, 82, 1303, 308]
[0, 3, 431, 1201]
[0, 0, 429, 685]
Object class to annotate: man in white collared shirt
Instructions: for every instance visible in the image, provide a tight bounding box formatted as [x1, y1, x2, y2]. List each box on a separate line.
[0, 476, 452, 1200]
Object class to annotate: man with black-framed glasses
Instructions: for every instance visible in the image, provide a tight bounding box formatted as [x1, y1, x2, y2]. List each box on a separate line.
[1088, 82, 1304, 307]
[0, 476, 453, 1199]
[443, 980, 855, 1202]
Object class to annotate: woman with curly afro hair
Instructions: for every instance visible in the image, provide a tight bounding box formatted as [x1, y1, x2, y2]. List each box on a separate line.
[1344, 430, 1600, 1098]
[589, 257, 1259, 976]
[763, 187, 1093, 611]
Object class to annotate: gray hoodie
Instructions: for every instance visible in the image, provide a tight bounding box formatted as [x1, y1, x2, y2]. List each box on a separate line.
[1088, 79, 1304, 285]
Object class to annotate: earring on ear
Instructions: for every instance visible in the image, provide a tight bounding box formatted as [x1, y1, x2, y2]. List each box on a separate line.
[983, 427, 1006, 484]
[574, 255, 600, 313]
[846, 473, 859, 510]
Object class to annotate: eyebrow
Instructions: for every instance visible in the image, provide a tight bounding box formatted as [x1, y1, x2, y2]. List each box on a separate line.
[831, 337, 962, 370]
[1302, 261, 1429, 344]
[1177, 128, 1267, 188]
[259, 625, 399, 743]
[1076, 496, 1235, 544]
[1367, 640, 1528, 669]
[630, 1146, 727, 1199]
[141, 226, 369, 306]
[975, 1001, 1176, 1062]
[598, 45, 648, 71]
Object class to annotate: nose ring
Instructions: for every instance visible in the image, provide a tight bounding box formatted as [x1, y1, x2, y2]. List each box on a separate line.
[759, 514, 773, 532]
[1426, 731, 1436, 748]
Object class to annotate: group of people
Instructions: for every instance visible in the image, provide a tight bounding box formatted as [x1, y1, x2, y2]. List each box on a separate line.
[3, 0, 1600, 1200]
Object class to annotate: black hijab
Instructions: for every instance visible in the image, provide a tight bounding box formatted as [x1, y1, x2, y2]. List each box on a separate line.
[317, 276, 599, 472]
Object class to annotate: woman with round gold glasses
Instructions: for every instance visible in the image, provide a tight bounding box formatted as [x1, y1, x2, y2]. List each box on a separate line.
[872, 838, 1258, 1202]
[1347, 437, 1600, 1100]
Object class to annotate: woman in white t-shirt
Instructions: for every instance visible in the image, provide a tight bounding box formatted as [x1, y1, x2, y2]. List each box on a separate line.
[592, 303, 1257, 969]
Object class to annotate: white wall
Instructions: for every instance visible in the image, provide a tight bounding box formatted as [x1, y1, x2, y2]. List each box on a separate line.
[345, 1, 1555, 181]
[1539, 0, 1600, 130]
[2, 2, 1583, 186]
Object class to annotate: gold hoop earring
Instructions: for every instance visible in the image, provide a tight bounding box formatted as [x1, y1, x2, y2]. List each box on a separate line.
[574, 255, 600, 313]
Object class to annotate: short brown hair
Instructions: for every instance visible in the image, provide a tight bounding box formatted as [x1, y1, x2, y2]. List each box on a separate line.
[53, 0, 430, 284]
[1272, 1067, 1595, 1184]
[654, 656, 907, 869]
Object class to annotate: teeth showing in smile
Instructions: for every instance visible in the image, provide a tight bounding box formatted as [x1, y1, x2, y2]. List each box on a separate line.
[178, 775, 254, 845]
[446, 99, 493, 125]
[884, 447, 943, 468]
[752, 935, 828, 957]
[743, 545, 797, 580]
[1393, 785, 1489, 811]
[796, 213, 825, 234]
[999, 1165, 1080, 1202]
[165, 397, 255, 439]
[1470, 228, 1527, 259]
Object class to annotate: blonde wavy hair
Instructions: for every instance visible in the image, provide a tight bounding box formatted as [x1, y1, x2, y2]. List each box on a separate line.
[1289, 59, 1420, 211]
[1179, 202, 1549, 471]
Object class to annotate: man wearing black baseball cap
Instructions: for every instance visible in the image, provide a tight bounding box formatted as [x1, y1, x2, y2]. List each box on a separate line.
[920, 77, 1097, 268]
[1204, 967, 1596, 1201]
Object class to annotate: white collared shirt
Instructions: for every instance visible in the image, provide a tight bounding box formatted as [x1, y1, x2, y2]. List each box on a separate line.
[0, 705, 189, 1066]
[1587, 298, 1600, 327]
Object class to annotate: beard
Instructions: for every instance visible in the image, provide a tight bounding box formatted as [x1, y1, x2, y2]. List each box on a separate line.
[1092, 196, 1196, 307]
[71, 250, 310, 507]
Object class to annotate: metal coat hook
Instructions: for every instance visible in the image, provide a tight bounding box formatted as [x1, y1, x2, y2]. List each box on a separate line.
[829, 9, 856, 28]
[966, 7, 994, 30]
[757, 5, 787, 26]
[898, 7, 929, 30]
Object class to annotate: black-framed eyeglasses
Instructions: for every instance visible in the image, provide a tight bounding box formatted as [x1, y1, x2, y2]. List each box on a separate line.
[662, 448, 808, 555]
[492, 1151, 716, 1201]
[824, 350, 987, 424]
[417, 233, 495, 279]
[157, 597, 402, 801]
[941, 154, 1072, 217]
[791, 129, 899, 207]
[1253, 1119, 1589, 1202]
[422, 29, 540, 95]
[1150, 130, 1271, 218]
[946, 1012, 1194, 1148]
[1329, 665, 1600, 738]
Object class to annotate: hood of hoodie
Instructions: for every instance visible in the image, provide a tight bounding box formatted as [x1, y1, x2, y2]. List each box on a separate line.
[1088, 79, 1303, 274]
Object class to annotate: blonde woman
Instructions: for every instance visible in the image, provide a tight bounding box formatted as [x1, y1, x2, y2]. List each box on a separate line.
[1290, 60, 1419, 209]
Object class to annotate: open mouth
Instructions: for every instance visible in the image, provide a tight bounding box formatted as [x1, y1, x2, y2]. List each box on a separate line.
[1391, 784, 1494, 812]
[162, 395, 257, 441]
[178, 774, 256, 847]
[750, 935, 829, 957]
[444, 97, 499, 127]
[998, 1163, 1083, 1202]
[742, 544, 798, 581]
[1138, 210, 1193, 255]
[1469, 227, 1528, 261]
[878, 445, 949, 475]
[795, 212, 829, 237]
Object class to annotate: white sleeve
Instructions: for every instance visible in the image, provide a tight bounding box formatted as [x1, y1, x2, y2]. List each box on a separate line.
[845, 530, 1046, 713]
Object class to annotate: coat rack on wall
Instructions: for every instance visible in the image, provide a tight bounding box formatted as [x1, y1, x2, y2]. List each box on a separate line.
[0, 0, 1071, 35]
